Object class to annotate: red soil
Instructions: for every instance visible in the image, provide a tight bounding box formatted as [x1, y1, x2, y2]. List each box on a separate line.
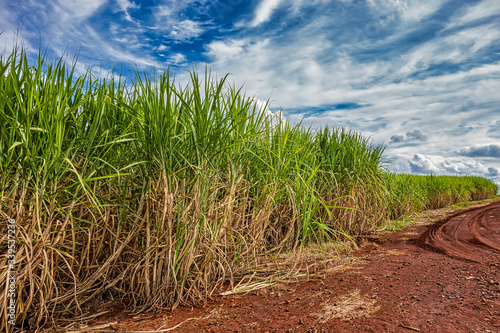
[421, 201, 500, 263]
[59, 201, 500, 333]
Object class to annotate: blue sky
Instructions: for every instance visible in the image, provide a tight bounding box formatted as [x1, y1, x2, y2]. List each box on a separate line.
[1, 0, 499, 185]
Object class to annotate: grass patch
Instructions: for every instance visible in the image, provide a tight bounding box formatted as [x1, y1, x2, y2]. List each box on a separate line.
[378, 214, 415, 232]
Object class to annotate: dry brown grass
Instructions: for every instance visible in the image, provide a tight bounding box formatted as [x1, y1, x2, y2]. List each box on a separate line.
[315, 289, 380, 323]
[0, 173, 338, 329]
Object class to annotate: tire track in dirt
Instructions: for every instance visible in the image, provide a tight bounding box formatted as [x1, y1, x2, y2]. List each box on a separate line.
[421, 201, 500, 263]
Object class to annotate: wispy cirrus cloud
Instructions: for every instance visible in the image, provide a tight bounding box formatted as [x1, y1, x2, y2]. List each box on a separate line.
[444, 0, 500, 30]
[54, 0, 108, 22]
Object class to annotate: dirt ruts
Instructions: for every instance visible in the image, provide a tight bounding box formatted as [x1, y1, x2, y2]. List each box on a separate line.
[421, 201, 500, 263]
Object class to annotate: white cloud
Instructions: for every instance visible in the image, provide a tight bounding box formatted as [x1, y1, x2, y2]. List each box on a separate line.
[398, 24, 500, 77]
[250, 0, 284, 27]
[252, 98, 269, 113]
[445, 0, 500, 30]
[400, 153, 494, 178]
[386, 151, 499, 187]
[84, 25, 162, 68]
[206, 38, 269, 65]
[445, 24, 500, 54]
[169, 53, 186, 64]
[116, 0, 137, 12]
[115, 0, 139, 22]
[287, 0, 343, 16]
[169, 20, 203, 40]
[399, 0, 442, 22]
[408, 154, 441, 174]
[366, 0, 408, 15]
[365, 0, 445, 23]
[153, 2, 208, 40]
[457, 143, 500, 158]
[55, 0, 109, 22]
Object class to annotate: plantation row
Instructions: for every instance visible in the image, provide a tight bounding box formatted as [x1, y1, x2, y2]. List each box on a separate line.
[384, 173, 498, 219]
[0, 50, 497, 329]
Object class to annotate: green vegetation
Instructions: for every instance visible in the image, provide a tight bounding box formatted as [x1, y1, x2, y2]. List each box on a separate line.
[384, 174, 498, 219]
[379, 214, 415, 232]
[449, 195, 500, 210]
[0, 49, 497, 328]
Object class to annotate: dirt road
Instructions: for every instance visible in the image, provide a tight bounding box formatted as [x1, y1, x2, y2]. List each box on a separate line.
[86, 201, 500, 332]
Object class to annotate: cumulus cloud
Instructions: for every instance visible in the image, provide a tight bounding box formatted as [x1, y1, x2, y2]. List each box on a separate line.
[405, 153, 496, 180]
[408, 154, 440, 174]
[406, 130, 428, 142]
[457, 143, 500, 158]
[386, 152, 499, 189]
[251, 98, 283, 124]
[168, 20, 204, 41]
[390, 135, 404, 143]
[489, 167, 499, 177]
[252, 98, 270, 115]
[206, 39, 249, 61]
[389, 130, 428, 144]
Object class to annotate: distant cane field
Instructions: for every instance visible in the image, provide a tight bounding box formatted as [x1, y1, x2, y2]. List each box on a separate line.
[1, 49, 497, 329]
